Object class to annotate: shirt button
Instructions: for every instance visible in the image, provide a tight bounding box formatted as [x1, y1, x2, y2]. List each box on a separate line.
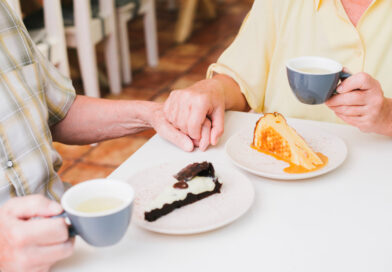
[6, 160, 13, 168]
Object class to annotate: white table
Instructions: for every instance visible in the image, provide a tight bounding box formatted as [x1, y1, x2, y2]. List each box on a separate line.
[54, 111, 392, 272]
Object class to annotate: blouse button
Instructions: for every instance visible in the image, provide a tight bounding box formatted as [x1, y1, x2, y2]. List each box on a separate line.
[6, 160, 13, 168]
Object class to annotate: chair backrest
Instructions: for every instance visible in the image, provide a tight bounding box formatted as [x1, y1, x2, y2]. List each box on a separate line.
[5, 0, 70, 76]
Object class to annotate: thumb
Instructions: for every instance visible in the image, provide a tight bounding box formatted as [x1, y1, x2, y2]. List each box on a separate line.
[210, 107, 225, 146]
[6, 195, 63, 219]
[157, 120, 194, 152]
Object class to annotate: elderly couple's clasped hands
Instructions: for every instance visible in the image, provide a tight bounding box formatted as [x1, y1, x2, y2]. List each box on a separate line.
[152, 76, 228, 152]
[158, 72, 392, 153]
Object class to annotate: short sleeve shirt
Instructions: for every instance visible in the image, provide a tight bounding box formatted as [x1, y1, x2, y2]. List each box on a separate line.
[208, 0, 392, 123]
[0, 1, 76, 205]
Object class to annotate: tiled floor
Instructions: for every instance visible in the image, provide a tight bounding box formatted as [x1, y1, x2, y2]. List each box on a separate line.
[56, 0, 252, 185]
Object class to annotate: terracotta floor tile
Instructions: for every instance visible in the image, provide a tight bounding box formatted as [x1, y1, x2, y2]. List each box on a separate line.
[106, 87, 157, 101]
[83, 136, 148, 166]
[156, 54, 199, 73]
[131, 70, 178, 90]
[135, 129, 156, 139]
[53, 143, 92, 160]
[57, 159, 75, 175]
[226, 4, 251, 15]
[188, 60, 212, 76]
[221, 35, 237, 49]
[130, 48, 148, 72]
[170, 74, 205, 90]
[152, 91, 170, 103]
[164, 44, 210, 59]
[205, 46, 226, 63]
[60, 162, 116, 185]
[189, 28, 218, 47]
[157, 30, 176, 47]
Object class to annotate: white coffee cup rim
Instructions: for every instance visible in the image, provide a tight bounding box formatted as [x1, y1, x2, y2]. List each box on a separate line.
[61, 178, 134, 218]
[286, 56, 343, 75]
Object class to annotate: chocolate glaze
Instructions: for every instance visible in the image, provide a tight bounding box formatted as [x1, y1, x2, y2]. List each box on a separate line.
[174, 161, 215, 182]
[173, 181, 188, 189]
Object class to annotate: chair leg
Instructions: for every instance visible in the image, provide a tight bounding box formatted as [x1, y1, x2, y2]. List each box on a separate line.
[175, 0, 198, 43]
[100, 0, 122, 95]
[44, 0, 70, 77]
[117, 12, 133, 84]
[74, 0, 100, 97]
[144, 0, 159, 67]
[76, 39, 100, 98]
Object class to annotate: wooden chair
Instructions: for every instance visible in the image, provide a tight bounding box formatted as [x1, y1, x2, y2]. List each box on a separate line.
[175, 0, 216, 43]
[116, 0, 159, 84]
[63, 0, 122, 97]
[7, 0, 70, 77]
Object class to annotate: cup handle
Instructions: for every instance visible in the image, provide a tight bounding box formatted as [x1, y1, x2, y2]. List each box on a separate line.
[340, 71, 351, 80]
[52, 212, 77, 238]
[332, 72, 352, 95]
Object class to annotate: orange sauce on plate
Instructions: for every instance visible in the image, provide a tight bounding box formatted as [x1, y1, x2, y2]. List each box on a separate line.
[251, 145, 328, 174]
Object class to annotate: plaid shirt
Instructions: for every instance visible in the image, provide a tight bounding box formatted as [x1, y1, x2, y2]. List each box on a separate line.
[0, 1, 76, 205]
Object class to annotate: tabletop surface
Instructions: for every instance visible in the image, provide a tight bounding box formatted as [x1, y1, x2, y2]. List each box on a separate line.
[54, 111, 392, 272]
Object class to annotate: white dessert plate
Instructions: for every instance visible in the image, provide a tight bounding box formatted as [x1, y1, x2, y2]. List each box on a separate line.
[128, 161, 255, 235]
[225, 122, 347, 180]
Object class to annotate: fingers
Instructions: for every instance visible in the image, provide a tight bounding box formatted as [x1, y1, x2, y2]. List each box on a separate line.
[342, 67, 351, 74]
[162, 81, 226, 148]
[210, 107, 225, 145]
[5, 195, 63, 219]
[335, 113, 366, 127]
[327, 105, 365, 117]
[326, 90, 366, 107]
[35, 239, 75, 265]
[24, 218, 69, 246]
[187, 105, 209, 140]
[198, 119, 212, 151]
[7, 239, 74, 271]
[157, 118, 194, 152]
[163, 92, 179, 125]
[337, 72, 375, 93]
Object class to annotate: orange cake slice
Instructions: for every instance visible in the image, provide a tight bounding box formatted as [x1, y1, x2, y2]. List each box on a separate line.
[252, 113, 323, 170]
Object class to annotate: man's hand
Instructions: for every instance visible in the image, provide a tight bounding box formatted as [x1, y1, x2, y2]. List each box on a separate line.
[0, 195, 74, 272]
[326, 72, 392, 136]
[164, 78, 226, 148]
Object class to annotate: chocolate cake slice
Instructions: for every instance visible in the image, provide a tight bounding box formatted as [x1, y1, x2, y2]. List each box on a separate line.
[144, 162, 222, 222]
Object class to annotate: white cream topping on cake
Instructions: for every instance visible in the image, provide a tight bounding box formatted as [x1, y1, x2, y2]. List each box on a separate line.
[145, 176, 215, 212]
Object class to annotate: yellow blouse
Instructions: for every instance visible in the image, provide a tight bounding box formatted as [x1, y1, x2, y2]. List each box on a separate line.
[208, 0, 392, 123]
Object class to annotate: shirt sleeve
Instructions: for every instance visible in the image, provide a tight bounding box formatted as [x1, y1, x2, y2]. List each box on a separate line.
[12, 3, 77, 127]
[207, 0, 277, 112]
[13, 5, 77, 126]
[36, 50, 76, 126]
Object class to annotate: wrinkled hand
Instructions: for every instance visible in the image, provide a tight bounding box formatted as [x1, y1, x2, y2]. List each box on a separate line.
[0, 195, 74, 272]
[163, 79, 225, 149]
[149, 102, 213, 152]
[326, 72, 392, 136]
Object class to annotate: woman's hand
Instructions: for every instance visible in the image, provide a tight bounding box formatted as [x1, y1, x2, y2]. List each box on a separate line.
[326, 72, 392, 136]
[163, 79, 226, 147]
[148, 102, 213, 152]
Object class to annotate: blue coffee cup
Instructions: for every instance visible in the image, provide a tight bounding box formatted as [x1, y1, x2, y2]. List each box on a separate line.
[59, 179, 134, 247]
[286, 56, 351, 105]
